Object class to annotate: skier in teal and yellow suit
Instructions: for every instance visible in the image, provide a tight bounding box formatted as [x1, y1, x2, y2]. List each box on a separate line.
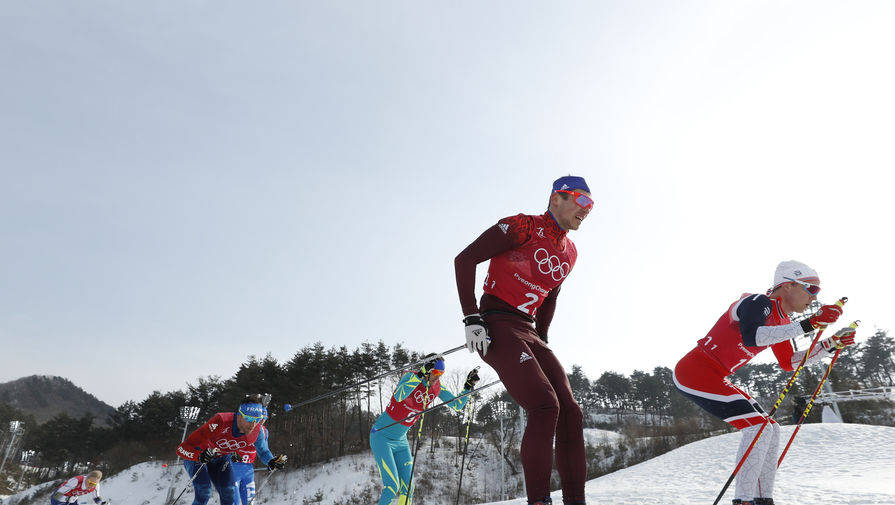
[370, 356, 479, 505]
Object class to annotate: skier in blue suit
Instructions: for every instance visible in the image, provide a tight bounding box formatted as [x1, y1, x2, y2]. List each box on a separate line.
[369, 356, 479, 505]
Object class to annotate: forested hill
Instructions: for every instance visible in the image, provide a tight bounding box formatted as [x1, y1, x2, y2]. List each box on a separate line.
[0, 375, 116, 426]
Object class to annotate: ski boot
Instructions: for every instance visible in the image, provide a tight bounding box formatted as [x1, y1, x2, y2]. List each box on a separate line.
[732, 500, 753, 505]
[753, 499, 775, 505]
[528, 497, 552, 505]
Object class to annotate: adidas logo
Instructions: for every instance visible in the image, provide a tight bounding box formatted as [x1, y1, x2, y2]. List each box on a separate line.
[561, 183, 570, 190]
[209, 423, 218, 431]
[498, 223, 509, 234]
[520, 352, 532, 363]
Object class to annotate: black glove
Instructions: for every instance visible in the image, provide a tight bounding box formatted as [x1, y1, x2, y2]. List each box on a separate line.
[198, 448, 218, 464]
[416, 353, 442, 378]
[268, 454, 287, 470]
[464, 368, 480, 390]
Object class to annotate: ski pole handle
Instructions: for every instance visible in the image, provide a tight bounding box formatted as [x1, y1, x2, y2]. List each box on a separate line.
[769, 296, 847, 414]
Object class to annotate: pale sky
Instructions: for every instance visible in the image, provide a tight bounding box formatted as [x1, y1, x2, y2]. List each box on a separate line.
[2, 2, 893, 407]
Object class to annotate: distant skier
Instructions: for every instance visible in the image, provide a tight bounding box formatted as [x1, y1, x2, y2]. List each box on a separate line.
[232, 402, 288, 505]
[791, 396, 808, 425]
[176, 394, 287, 505]
[369, 356, 479, 505]
[673, 260, 857, 505]
[51, 470, 106, 505]
[455, 175, 593, 505]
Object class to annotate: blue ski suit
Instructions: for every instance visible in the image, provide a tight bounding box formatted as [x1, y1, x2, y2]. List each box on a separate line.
[232, 426, 275, 505]
[370, 372, 469, 505]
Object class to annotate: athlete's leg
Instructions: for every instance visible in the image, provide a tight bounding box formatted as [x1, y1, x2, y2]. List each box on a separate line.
[755, 421, 781, 500]
[481, 316, 557, 503]
[232, 463, 254, 505]
[674, 349, 771, 502]
[243, 478, 256, 505]
[529, 341, 586, 504]
[182, 460, 213, 505]
[207, 457, 239, 505]
[371, 432, 402, 505]
[393, 438, 414, 505]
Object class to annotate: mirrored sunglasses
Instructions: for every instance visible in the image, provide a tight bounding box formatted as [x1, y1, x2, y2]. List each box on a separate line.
[430, 368, 444, 377]
[554, 190, 594, 210]
[784, 276, 821, 295]
[86, 480, 99, 486]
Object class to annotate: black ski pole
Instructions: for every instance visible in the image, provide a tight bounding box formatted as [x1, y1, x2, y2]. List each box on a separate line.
[405, 385, 431, 505]
[370, 380, 500, 433]
[455, 398, 475, 505]
[168, 463, 206, 505]
[248, 468, 277, 505]
[284, 345, 466, 411]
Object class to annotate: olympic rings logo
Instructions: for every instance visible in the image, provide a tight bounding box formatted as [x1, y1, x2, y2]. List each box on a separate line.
[534, 248, 569, 281]
[413, 390, 435, 405]
[215, 439, 247, 451]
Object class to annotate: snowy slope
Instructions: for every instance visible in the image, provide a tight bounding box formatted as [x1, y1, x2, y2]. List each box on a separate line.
[3, 424, 893, 505]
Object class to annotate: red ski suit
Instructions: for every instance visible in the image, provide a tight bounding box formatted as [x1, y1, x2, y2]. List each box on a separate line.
[674, 294, 796, 429]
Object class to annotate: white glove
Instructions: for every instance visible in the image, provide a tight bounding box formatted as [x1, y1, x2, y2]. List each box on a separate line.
[822, 326, 857, 352]
[463, 313, 490, 356]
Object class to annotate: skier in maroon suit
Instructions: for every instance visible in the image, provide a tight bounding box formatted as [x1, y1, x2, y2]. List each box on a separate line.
[455, 175, 593, 505]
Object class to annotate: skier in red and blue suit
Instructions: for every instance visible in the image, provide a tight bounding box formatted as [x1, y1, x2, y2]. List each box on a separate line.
[176, 395, 284, 505]
[455, 175, 593, 505]
[369, 357, 479, 505]
[231, 405, 287, 505]
[51, 470, 106, 505]
[673, 260, 857, 505]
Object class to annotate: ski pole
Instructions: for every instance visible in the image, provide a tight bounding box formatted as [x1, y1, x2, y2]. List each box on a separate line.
[455, 398, 475, 505]
[283, 345, 465, 411]
[248, 468, 276, 505]
[777, 320, 860, 468]
[370, 380, 500, 433]
[711, 297, 847, 505]
[168, 462, 206, 505]
[404, 385, 431, 505]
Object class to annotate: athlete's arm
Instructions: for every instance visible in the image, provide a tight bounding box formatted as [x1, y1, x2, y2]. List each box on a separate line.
[736, 294, 807, 347]
[176, 414, 221, 461]
[779, 341, 829, 371]
[437, 387, 470, 412]
[253, 426, 274, 466]
[455, 214, 532, 315]
[53, 478, 79, 500]
[91, 485, 103, 504]
[535, 284, 561, 339]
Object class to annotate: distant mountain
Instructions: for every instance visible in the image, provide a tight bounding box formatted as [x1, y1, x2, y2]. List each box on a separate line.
[0, 375, 117, 427]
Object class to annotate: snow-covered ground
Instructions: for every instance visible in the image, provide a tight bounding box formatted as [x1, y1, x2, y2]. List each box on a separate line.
[3, 424, 893, 505]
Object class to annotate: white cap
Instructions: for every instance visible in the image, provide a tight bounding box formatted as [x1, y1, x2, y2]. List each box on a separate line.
[772, 260, 820, 291]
